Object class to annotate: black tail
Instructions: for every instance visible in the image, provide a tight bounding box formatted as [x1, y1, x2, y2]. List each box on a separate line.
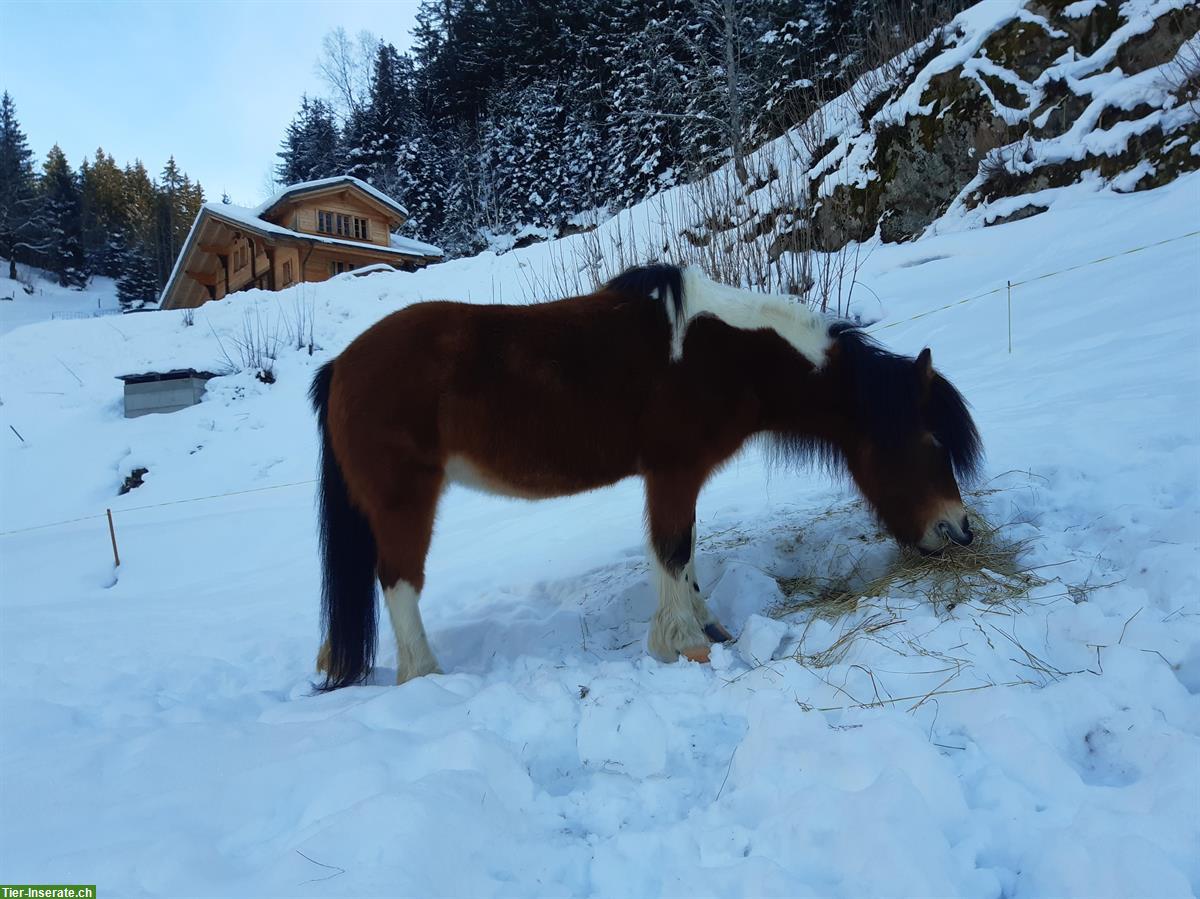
[310, 361, 378, 690]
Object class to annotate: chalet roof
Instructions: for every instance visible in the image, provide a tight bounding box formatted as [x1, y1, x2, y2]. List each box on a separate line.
[197, 202, 441, 260]
[255, 176, 410, 221]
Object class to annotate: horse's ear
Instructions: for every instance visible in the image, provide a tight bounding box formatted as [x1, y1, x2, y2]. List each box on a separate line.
[915, 348, 934, 394]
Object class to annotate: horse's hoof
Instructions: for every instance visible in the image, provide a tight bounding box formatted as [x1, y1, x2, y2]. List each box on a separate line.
[681, 645, 712, 664]
[704, 622, 734, 643]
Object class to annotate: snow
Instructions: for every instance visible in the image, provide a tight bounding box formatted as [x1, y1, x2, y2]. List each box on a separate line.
[2, 164, 1197, 895]
[388, 232, 444, 257]
[0, 265, 118, 337]
[1063, 0, 1105, 17]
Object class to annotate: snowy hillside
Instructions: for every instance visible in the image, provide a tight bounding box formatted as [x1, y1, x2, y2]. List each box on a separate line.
[0, 263, 118, 336]
[2, 140, 1198, 895]
[668, 0, 1200, 283]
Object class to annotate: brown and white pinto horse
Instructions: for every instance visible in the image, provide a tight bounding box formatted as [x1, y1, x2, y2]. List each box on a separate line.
[311, 264, 982, 690]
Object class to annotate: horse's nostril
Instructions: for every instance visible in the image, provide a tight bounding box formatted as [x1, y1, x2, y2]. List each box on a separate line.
[938, 517, 973, 547]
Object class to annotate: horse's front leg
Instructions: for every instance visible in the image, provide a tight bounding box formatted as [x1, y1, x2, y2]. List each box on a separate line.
[686, 522, 734, 644]
[644, 470, 733, 663]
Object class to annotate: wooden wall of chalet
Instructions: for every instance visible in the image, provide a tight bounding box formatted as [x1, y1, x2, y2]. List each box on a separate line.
[271, 245, 301, 291]
[269, 194, 390, 248]
[225, 235, 271, 295]
[301, 247, 399, 282]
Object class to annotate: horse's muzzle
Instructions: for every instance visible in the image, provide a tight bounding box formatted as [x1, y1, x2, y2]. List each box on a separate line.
[917, 509, 973, 553]
[938, 517, 974, 546]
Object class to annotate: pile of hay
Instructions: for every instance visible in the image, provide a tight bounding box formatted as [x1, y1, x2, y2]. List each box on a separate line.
[770, 503, 1048, 623]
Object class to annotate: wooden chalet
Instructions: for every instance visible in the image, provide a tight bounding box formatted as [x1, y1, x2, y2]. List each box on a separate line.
[159, 177, 442, 310]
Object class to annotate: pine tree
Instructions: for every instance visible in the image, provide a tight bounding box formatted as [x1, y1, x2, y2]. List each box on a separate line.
[345, 42, 416, 197]
[270, 0, 955, 256]
[117, 161, 160, 307]
[115, 240, 159, 311]
[603, 0, 700, 206]
[276, 96, 344, 185]
[154, 157, 202, 286]
[0, 92, 45, 281]
[80, 148, 128, 277]
[38, 145, 87, 287]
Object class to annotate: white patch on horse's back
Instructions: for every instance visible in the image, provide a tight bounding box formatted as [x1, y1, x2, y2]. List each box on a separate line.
[674, 266, 832, 366]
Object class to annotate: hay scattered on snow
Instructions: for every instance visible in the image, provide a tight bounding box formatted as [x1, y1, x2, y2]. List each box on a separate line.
[770, 502, 1049, 623]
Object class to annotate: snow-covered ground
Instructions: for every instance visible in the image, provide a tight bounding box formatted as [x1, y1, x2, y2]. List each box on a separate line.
[0, 264, 119, 337]
[2, 165, 1198, 896]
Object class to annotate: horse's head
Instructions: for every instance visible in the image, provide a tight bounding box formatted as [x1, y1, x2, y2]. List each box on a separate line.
[831, 332, 982, 553]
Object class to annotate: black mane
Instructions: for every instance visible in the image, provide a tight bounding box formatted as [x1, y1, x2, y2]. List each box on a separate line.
[830, 323, 983, 481]
[605, 264, 684, 322]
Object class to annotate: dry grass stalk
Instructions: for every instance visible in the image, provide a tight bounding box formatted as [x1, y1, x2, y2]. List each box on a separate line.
[770, 501, 1048, 627]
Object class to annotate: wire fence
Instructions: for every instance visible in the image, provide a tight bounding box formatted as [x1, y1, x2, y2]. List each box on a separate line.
[49, 308, 124, 321]
[867, 228, 1200, 334]
[3, 228, 1198, 543]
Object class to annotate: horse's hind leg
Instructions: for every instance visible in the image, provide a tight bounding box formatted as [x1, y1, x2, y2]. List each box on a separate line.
[370, 462, 444, 684]
[644, 471, 731, 662]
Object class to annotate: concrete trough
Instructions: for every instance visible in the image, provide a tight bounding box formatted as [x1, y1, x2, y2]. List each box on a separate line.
[117, 369, 216, 418]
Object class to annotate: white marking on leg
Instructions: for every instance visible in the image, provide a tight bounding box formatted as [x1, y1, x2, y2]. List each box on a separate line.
[647, 549, 708, 662]
[383, 580, 441, 684]
[672, 265, 832, 366]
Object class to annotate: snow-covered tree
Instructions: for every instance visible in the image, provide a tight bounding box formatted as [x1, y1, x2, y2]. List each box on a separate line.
[115, 238, 160, 311]
[80, 148, 130, 278]
[276, 96, 344, 185]
[0, 92, 45, 280]
[38, 145, 87, 287]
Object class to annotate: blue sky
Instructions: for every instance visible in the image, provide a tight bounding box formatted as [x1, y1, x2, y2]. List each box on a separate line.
[0, 0, 421, 205]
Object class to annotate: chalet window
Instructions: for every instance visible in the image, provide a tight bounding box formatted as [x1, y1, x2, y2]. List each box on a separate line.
[353, 217, 369, 240]
[330, 261, 350, 276]
[318, 210, 333, 234]
[283, 260, 293, 285]
[335, 214, 351, 237]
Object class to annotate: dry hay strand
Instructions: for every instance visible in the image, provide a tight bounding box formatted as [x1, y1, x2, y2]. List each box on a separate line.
[770, 503, 1049, 624]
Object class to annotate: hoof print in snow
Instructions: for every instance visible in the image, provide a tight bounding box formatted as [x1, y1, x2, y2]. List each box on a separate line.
[119, 467, 148, 495]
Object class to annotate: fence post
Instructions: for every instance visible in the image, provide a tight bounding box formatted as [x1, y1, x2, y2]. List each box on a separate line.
[106, 508, 120, 567]
[1007, 280, 1013, 354]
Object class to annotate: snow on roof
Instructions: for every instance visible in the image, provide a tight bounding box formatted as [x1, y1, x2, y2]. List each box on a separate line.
[200, 201, 441, 259]
[254, 176, 410, 220]
[390, 233, 444, 257]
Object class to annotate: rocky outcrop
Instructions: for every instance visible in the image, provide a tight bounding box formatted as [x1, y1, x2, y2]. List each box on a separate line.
[690, 0, 1199, 257]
